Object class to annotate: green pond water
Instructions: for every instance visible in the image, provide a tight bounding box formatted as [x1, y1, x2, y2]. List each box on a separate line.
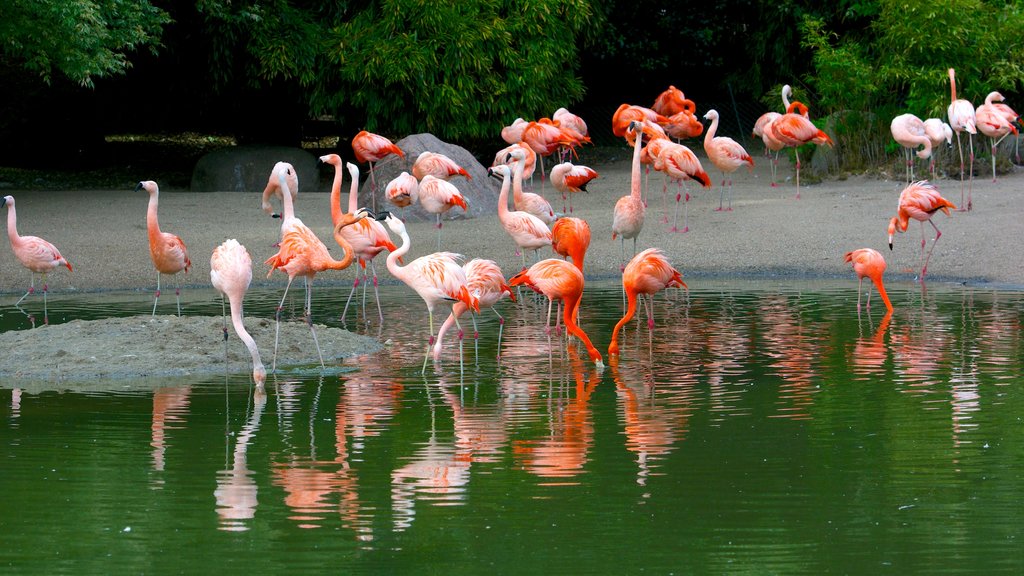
[1, 279, 1022, 575]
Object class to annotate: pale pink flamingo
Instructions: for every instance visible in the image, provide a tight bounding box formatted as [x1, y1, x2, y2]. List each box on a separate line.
[384, 171, 419, 216]
[3, 195, 72, 325]
[320, 154, 398, 325]
[758, 115, 786, 187]
[433, 258, 516, 361]
[551, 216, 591, 272]
[265, 167, 369, 371]
[770, 101, 833, 198]
[260, 161, 298, 218]
[501, 117, 529, 145]
[975, 91, 1019, 182]
[550, 162, 598, 214]
[508, 147, 556, 225]
[493, 142, 537, 183]
[375, 211, 479, 372]
[508, 258, 604, 369]
[890, 113, 932, 183]
[843, 248, 893, 313]
[947, 68, 977, 210]
[651, 85, 688, 117]
[612, 121, 647, 266]
[136, 181, 191, 316]
[703, 109, 754, 211]
[923, 118, 953, 179]
[753, 111, 782, 155]
[552, 107, 590, 149]
[352, 130, 405, 211]
[887, 181, 957, 282]
[654, 139, 711, 232]
[521, 119, 578, 186]
[416, 174, 468, 250]
[608, 248, 687, 357]
[982, 92, 1022, 163]
[210, 239, 266, 387]
[488, 163, 552, 268]
[411, 151, 471, 182]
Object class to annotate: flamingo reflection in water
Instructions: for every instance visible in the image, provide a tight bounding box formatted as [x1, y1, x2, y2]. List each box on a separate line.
[850, 309, 894, 378]
[150, 386, 192, 475]
[214, 392, 266, 531]
[758, 295, 827, 421]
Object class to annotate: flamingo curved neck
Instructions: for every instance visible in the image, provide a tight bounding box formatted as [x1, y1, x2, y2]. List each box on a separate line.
[228, 294, 264, 381]
[497, 172, 512, 218]
[146, 191, 163, 242]
[386, 225, 411, 278]
[704, 113, 719, 147]
[6, 202, 20, 245]
[511, 156, 526, 201]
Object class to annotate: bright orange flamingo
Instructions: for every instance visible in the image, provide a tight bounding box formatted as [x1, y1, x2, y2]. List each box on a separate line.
[375, 211, 478, 373]
[612, 121, 647, 267]
[550, 161, 598, 214]
[136, 181, 191, 316]
[433, 258, 516, 361]
[608, 248, 687, 357]
[890, 113, 932, 183]
[509, 258, 604, 369]
[265, 167, 369, 371]
[384, 171, 419, 216]
[210, 239, 266, 387]
[651, 85, 688, 117]
[320, 154, 399, 325]
[770, 101, 833, 198]
[947, 68, 977, 210]
[887, 180, 957, 282]
[703, 109, 754, 211]
[3, 195, 72, 325]
[352, 130, 405, 211]
[417, 174, 468, 250]
[975, 91, 1019, 182]
[261, 161, 298, 218]
[843, 248, 893, 313]
[489, 163, 552, 268]
[551, 216, 591, 272]
[660, 99, 704, 142]
[509, 147, 556, 225]
[923, 118, 953, 179]
[612, 104, 669, 139]
[411, 151, 471, 182]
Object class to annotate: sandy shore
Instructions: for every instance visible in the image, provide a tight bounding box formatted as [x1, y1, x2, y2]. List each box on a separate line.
[2, 152, 1021, 295]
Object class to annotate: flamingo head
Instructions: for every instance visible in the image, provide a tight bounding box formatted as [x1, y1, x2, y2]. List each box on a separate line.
[375, 210, 406, 235]
[508, 147, 526, 162]
[1, 195, 9, 209]
[318, 153, 342, 167]
[135, 180, 158, 195]
[887, 217, 898, 249]
[703, 109, 719, 122]
[346, 162, 359, 179]
[488, 164, 510, 180]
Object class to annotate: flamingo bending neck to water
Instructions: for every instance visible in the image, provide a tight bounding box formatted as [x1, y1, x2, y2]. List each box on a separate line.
[211, 239, 266, 388]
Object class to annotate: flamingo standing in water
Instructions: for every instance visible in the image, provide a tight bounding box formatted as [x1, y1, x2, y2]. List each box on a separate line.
[352, 130, 405, 212]
[265, 167, 370, 371]
[489, 163, 552, 268]
[3, 195, 72, 325]
[417, 175, 468, 250]
[136, 181, 191, 317]
[975, 91, 1019, 182]
[260, 161, 298, 218]
[433, 258, 516, 361]
[210, 239, 266, 388]
[843, 248, 893, 313]
[509, 147, 556, 225]
[375, 211, 478, 372]
[551, 216, 591, 272]
[703, 109, 754, 211]
[320, 154, 398, 325]
[890, 113, 932, 183]
[612, 121, 647, 267]
[947, 68, 977, 211]
[608, 248, 687, 357]
[887, 180, 957, 282]
[550, 161, 598, 214]
[384, 171, 419, 217]
[508, 258, 604, 369]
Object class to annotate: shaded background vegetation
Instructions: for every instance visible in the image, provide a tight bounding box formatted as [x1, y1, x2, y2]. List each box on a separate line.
[2, 0, 1023, 181]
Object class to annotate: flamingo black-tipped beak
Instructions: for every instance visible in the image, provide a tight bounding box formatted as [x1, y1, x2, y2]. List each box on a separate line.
[134, 182, 144, 192]
[358, 207, 376, 219]
[487, 167, 502, 180]
[374, 210, 392, 221]
[271, 212, 281, 219]
[888, 242, 893, 250]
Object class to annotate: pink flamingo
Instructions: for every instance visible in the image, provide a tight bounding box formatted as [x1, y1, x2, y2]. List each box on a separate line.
[982, 92, 1022, 163]
[265, 167, 369, 371]
[136, 181, 191, 316]
[412, 151, 472, 182]
[352, 130, 405, 211]
[843, 248, 893, 313]
[890, 113, 932, 183]
[758, 115, 786, 187]
[320, 154, 398, 325]
[703, 109, 754, 211]
[260, 161, 298, 218]
[508, 146, 556, 225]
[923, 118, 953, 179]
[384, 171, 419, 216]
[655, 139, 711, 232]
[975, 91, 1019, 182]
[521, 119, 578, 186]
[3, 195, 72, 325]
[770, 101, 833, 198]
[612, 104, 669, 139]
[550, 161, 598, 214]
[210, 239, 266, 387]
[501, 117, 529, 145]
[553, 107, 590, 148]
[611, 121, 647, 267]
[753, 111, 782, 154]
[417, 175, 468, 250]
[508, 258, 604, 369]
[887, 180, 957, 282]
[433, 258, 516, 361]
[493, 142, 537, 186]
[947, 68, 977, 210]
[375, 211, 479, 372]
[608, 248, 687, 357]
[489, 163, 552, 268]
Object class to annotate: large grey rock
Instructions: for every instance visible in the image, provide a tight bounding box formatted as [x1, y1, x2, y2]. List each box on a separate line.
[190, 146, 319, 192]
[357, 133, 496, 222]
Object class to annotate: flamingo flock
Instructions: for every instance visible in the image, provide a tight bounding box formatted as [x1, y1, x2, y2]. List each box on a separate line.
[5, 75, 994, 385]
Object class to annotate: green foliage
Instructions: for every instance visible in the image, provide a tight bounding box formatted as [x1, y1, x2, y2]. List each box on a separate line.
[0, 0, 170, 88]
